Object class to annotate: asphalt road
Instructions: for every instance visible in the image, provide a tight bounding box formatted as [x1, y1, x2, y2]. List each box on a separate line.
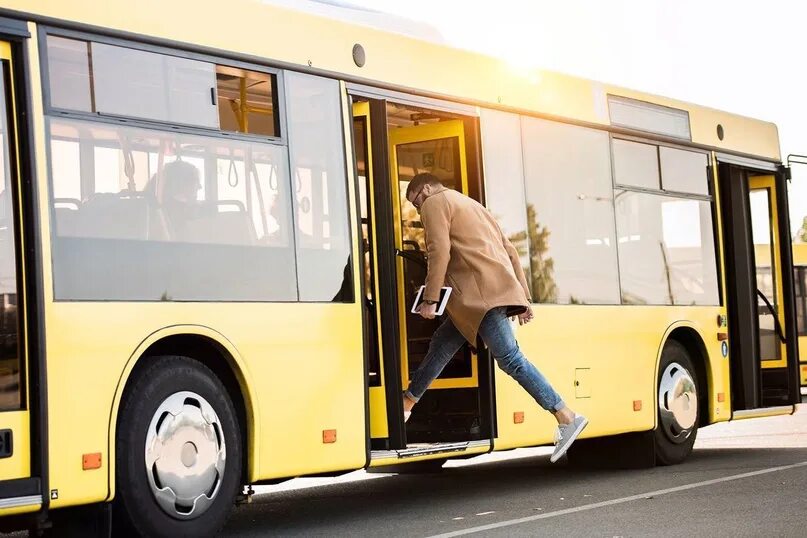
[222, 407, 807, 537]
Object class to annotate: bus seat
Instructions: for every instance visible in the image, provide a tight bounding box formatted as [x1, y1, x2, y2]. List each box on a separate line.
[179, 201, 257, 246]
[73, 193, 155, 240]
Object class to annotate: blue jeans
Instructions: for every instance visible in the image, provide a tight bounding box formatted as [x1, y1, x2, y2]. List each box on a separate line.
[404, 307, 565, 412]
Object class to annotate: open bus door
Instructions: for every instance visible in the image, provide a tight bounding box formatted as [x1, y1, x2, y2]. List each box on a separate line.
[718, 161, 801, 416]
[351, 95, 494, 463]
[0, 38, 43, 515]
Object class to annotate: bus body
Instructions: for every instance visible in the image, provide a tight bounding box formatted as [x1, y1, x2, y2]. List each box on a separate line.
[0, 0, 800, 534]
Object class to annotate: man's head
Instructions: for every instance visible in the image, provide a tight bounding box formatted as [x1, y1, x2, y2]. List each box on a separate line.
[406, 172, 444, 210]
[162, 160, 201, 204]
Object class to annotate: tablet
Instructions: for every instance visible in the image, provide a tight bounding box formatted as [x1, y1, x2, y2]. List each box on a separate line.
[411, 285, 452, 316]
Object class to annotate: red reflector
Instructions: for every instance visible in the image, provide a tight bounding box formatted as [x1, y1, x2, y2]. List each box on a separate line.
[513, 412, 524, 424]
[322, 429, 337, 444]
[718, 392, 725, 403]
[82, 453, 102, 470]
[717, 332, 728, 341]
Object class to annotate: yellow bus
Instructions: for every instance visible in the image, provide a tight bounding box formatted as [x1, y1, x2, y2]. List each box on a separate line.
[0, 1, 801, 535]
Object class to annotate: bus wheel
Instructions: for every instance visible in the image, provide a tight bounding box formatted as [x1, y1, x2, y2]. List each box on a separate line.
[114, 356, 242, 538]
[654, 341, 699, 465]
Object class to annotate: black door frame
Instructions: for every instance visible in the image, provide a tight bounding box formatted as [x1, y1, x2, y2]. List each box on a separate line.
[717, 161, 800, 410]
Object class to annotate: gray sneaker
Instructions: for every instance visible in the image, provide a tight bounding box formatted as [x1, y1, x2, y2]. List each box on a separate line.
[550, 415, 589, 463]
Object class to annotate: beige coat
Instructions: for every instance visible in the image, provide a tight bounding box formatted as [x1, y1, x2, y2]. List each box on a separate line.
[421, 188, 531, 344]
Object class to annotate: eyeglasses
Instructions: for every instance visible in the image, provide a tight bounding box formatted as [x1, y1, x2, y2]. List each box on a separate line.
[409, 187, 426, 209]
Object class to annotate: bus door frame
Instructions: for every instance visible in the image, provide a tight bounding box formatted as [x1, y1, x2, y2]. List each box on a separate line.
[348, 85, 497, 449]
[716, 157, 800, 411]
[351, 96, 407, 449]
[0, 20, 49, 516]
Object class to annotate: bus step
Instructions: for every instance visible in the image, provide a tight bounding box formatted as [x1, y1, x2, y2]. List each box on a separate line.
[371, 439, 490, 460]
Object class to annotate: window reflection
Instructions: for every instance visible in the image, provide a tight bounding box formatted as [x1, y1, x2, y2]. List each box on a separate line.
[521, 117, 620, 304]
[796, 267, 806, 336]
[91, 42, 219, 128]
[612, 139, 659, 190]
[48, 118, 296, 301]
[46, 35, 93, 112]
[480, 109, 530, 276]
[615, 191, 719, 305]
[660, 147, 709, 196]
[285, 72, 352, 302]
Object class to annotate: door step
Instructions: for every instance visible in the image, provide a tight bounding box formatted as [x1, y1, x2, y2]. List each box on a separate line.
[371, 439, 490, 460]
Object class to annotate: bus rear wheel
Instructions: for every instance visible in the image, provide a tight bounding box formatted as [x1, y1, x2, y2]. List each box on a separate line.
[114, 355, 242, 537]
[654, 341, 699, 465]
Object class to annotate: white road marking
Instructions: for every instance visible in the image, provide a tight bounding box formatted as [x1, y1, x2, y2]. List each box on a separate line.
[426, 460, 807, 538]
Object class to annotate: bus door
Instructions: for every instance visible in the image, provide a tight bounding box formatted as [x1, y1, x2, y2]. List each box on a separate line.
[793, 243, 807, 394]
[351, 97, 493, 453]
[387, 116, 481, 443]
[0, 40, 41, 512]
[718, 163, 800, 413]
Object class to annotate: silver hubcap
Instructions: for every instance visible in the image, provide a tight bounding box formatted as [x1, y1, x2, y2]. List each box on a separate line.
[658, 362, 698, 444]
[145, 391, 226, 519]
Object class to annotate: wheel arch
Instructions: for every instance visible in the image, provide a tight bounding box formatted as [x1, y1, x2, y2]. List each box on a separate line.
[656, 323, 711, 429]
[105, 325, 260, 501]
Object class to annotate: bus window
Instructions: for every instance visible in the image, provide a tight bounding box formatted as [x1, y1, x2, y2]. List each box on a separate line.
[795, 266, 806, 336]
[90, 42, 219, 129]
[48, 118, 296, 301]
[216, 66, 278, 137]
[521, 117, 620, 305]
[285, 72, 353, 303]
[45, 35, 92, 112]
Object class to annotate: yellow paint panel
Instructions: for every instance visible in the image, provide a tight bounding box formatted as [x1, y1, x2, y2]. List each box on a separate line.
[493, 305, 730, 450]
[0, 503, 42, 517]
[0, 413, 31, 480]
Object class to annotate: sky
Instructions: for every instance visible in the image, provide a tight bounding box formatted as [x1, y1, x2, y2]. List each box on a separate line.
[344, 0, 807, 239]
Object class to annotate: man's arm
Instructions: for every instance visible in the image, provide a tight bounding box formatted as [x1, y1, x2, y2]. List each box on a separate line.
[421, 194, 451, 302]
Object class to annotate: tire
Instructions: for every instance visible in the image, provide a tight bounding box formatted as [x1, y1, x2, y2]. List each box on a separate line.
[654, 341, 699, 465]
[114, 356, 242, 537]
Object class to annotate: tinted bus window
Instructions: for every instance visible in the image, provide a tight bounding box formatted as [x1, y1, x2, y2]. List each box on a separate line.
[285, 72, 352, 302]
[48, 118, 297, 301]
[615, 191, 719, 305]
[521, 117, 620, 304]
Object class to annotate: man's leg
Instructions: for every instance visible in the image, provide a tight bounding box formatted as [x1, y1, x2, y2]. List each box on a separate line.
[477, 307, 566, 415]
[404, 317, 467, 409]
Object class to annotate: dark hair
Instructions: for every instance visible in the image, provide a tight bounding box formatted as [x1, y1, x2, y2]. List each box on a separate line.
[161, 160, 200, 202]
[406, 172, 443, 200]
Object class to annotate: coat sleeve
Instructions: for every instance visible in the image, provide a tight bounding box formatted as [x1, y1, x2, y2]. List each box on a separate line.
[421, 194, 452, 302]
[496, 219, 532, 302]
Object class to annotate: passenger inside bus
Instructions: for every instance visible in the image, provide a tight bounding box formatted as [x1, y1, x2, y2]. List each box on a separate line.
[152, 159, 204, 241]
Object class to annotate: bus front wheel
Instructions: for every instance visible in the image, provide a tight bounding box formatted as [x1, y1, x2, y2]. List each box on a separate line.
[654, 341, 699, 465]
[114, 355, 242, 537]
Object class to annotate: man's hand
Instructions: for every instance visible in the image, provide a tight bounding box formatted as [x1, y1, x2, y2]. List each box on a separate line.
[518, 305, 534, 325]
[418, 302, 438, 320]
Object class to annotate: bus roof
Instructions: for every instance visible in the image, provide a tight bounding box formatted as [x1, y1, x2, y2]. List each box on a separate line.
[7, 0, 780, 161]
